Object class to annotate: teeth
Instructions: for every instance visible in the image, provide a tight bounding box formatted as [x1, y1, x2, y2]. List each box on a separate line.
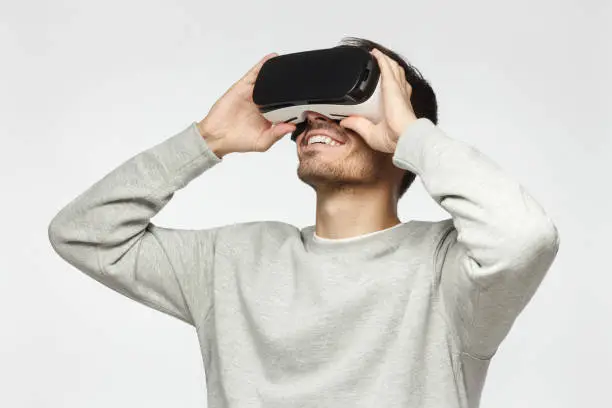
[307, 135, 342, 146]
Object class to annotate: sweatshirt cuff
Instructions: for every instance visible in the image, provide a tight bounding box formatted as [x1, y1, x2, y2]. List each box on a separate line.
[151, 121, 223, 189]
[392, 117, 441, 175]
[187, 121, 224, 163]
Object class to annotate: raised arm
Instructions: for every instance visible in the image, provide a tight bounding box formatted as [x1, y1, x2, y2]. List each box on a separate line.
[48, 122, 223, 325]
[48, 52, 297, 327]
[392, 118, 560, 359]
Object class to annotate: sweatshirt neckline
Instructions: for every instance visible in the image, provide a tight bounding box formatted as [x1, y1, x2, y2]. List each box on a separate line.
[301, 220, 415, 258]
[313, 221, 404, 242]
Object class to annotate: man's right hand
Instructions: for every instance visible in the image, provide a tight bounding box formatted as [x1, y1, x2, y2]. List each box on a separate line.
[197, 53, 297, 158]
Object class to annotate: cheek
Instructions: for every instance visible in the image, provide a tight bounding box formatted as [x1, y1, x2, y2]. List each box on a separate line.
[350, 135, 372, 152]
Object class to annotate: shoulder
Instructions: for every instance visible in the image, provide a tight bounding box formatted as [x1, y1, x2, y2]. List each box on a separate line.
[404, 218, 455, 240]
[215, 220, 300, 242]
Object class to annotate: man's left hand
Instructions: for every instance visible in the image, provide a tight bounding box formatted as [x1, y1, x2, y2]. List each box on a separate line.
[339, 48, 418, 154]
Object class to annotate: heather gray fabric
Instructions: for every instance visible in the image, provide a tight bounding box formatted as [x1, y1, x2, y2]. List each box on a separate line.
[48, 118, 560, 408]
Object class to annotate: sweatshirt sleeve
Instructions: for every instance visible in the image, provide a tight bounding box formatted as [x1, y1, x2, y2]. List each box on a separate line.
[392, 118, 560, 359]
[48, 122, 223, 327]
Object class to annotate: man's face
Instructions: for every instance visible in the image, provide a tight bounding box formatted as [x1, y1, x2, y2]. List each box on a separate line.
[295, 111, 393, 192]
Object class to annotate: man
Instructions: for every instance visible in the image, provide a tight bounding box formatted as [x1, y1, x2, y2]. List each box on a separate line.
[48, 37, 560, 408]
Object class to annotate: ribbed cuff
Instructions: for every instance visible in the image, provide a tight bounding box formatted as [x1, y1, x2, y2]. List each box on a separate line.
[392, 117, 442, 175]
[149, 121, 223, 190]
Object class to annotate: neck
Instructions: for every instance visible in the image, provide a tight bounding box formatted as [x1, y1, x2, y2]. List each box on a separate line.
[314, 186, 401, 239]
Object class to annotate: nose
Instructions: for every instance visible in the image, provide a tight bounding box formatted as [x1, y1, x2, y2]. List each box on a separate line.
[293, 111, 342, 144]
[304, 110, 333, 123]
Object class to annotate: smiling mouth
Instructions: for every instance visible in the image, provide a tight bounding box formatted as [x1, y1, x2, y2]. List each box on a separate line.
[304, 141, 344, 148]
[302, 133, 346, 146]
[301, 141, 349, 156]
[300, 120, 348, 149]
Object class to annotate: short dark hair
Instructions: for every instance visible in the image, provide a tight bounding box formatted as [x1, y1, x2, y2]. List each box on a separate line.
[337, 37, 438, 200]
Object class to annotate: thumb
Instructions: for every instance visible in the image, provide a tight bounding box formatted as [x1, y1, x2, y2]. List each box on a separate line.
[243, 53, 278, 85]
[262, 123, 296, 147]
[340, 116, 375, 141]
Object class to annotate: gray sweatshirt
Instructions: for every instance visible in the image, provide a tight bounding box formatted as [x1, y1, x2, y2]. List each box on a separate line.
[48, 118, 560, 408]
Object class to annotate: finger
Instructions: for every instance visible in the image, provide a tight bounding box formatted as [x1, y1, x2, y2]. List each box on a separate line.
[242, 53, 278, 85]
[372, 49, 411, 97]
[256, 123, 294, 151]
[390, 60, 404, 88]
[384, 52, 403, 83]
[372, 49, 400, 84]
[397, 67, 410, 94]
[371, 49, 400, 95]
[396, 65, 411, 91]
[397, 65, 406, 86]
[267, 122, 296, 141]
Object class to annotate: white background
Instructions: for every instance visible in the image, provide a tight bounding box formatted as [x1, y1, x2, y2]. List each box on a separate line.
[1, 0, 610, 407]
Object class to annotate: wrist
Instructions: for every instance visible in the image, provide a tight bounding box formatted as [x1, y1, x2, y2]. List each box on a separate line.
[197, 121, 230, 159]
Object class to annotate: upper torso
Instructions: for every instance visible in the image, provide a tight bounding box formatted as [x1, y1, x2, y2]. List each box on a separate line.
[195, 220, 488, 408]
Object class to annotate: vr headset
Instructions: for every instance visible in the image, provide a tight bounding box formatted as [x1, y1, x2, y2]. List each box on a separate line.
[252, 45, 382, 142]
